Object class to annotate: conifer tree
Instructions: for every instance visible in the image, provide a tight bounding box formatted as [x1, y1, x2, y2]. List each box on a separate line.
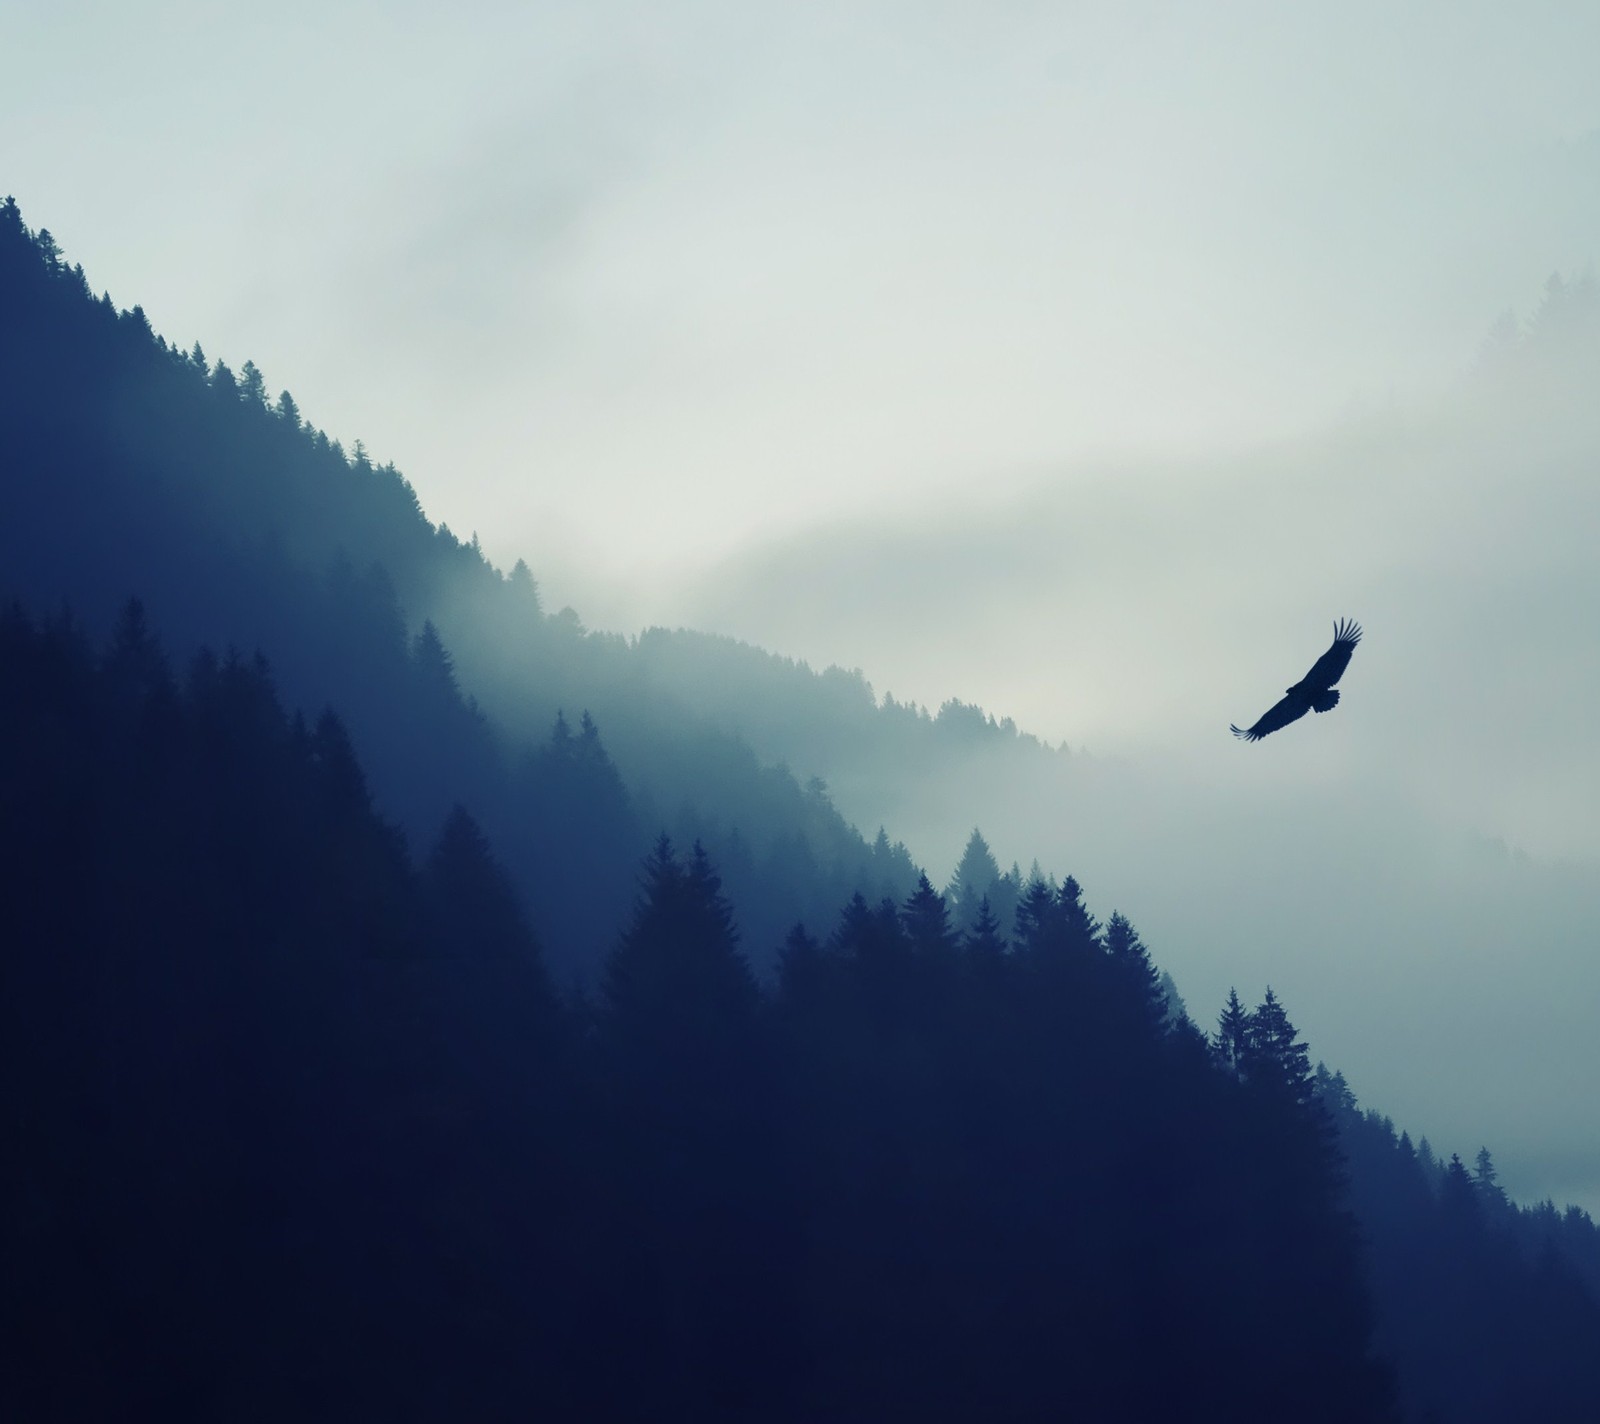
[1441, 1153, 1483, 1235]
[964, 895, 1006, 963]
[1243, 988, 1315, 1105]
[1315, 1063, 1358, 1117]
[508, 557, 542, 618]
[239, 359, 267, 406]
[102, 597, 173, 711]
[1415, 1136, 1441, 1191]
[594, 838, 778, 1416]
[309, 709, 371, 813]
[412, 619, 459, 702]
[602, 835, 757, 1055]
[1214, 988, 1251, 1076]
[1057, 874, 1101, 954]
[1157, 969, 1188, 1025]
[1472, 1146, 1508, 1216]
[830, 891, 876, 954]
[901, 872, 959, 957]
[426, 805, 538, 964]
[945, 827, 1002, 929]
[1103, 910, 1168, 1036]
[1012, 877, 1059, 956]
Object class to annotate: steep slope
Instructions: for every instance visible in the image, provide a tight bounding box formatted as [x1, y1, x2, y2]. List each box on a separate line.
[8, 195, 1600, 1417]
[0, 605, 1400, 1421]
[0, 196, 919, 973]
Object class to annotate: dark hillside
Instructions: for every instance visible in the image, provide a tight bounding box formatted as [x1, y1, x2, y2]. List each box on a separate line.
[0, 197, 918, 973]
[1318, 1068, 1600, 1424]
[6, 196, 1600, 1421]
[0, 606, 1398, 1421]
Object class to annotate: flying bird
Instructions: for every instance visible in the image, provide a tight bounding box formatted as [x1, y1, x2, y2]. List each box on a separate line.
[1231, 619, 1362, 742]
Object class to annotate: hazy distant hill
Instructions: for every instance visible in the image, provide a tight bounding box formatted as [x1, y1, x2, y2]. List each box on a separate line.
[622, 272, 1600, 1228]
[662, 270, 1600, 864]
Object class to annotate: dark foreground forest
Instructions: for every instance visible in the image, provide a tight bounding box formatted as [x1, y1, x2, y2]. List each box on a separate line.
[3, 605, 1396, 1420]
[5, 198, 1600, 1422]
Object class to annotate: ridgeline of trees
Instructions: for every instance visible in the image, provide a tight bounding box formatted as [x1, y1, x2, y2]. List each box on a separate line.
[1, 605, 1397, 1420]
[0, 194, 922, 978]
[6, 197, 1600, 1420]
[7, 606, 1600, 1422]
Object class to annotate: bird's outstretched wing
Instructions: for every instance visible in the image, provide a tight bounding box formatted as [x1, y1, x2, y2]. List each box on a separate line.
[1231, 693, 1311, 742]
[1297, 618, 1362, 692]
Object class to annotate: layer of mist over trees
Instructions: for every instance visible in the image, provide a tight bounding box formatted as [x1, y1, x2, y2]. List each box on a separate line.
[0, 195, 921, 982]
[643, 258, 1600, 1220]
[6, 197, 1600, 1420]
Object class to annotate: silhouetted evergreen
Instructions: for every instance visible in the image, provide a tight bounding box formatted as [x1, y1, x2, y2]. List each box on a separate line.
[944, 825, 1019, 936]
[1104, 908, 1169, 1037]
[963, 894, 1007, 962]
[1215, 986, 1252, 1075]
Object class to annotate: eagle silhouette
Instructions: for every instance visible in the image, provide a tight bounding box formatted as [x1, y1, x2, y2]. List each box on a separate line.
[1231, 619, 1362, 742]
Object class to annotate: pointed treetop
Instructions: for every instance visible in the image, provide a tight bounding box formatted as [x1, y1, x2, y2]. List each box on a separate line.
[509, 558, 543, 615]
[946, 826, 1002, 907]
[1011, 875, 1062, 956]
[603, 836, 755, 1034]
[965, 895, 1006, 960]
[1243, 987, 1315, 1105]
[239, 359, 267, 405]
[902, 872, 958, 955]
[412, 620, 458, 695]
[1057, 875, 1101, 948]
[1104, 910, 1167, 1034]
[1215, 988, 1251, 1074]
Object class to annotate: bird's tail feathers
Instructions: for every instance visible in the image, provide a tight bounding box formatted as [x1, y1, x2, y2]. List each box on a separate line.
[1311, 689, 1340, 713]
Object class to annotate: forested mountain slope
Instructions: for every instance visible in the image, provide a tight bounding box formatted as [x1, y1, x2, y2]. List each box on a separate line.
[6, 195, 1600, 1421]
[0, 196, 920, 974]
[0, 605, 1402, 1421]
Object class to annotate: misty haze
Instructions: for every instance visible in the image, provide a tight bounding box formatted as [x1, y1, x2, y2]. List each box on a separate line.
[5, 4, 1600, 1421]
